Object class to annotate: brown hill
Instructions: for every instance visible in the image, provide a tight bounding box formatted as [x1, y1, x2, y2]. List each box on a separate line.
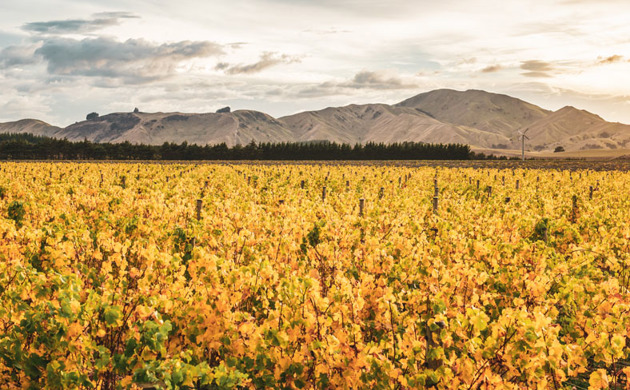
[0, 119, 62, 137]
[396, 89, 550, 138]
[281, 103, 509, 147]
[1, 89, 629, 151]
[522, 106, 630, 151]
[61, 110, 294, 146]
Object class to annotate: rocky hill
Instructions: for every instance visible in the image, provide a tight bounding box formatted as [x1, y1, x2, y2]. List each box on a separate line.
[0, 119, 62, 137]
[2, 89, 629, 152]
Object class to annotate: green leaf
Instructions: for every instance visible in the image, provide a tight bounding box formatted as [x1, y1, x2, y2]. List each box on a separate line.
[103, 305, 122, 326]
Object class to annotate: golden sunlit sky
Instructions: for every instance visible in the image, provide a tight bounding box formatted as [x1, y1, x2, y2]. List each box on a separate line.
[1, 0, 630, 126]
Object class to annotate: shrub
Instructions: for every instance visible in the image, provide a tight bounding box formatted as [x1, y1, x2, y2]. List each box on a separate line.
[8, 201, 25, 226]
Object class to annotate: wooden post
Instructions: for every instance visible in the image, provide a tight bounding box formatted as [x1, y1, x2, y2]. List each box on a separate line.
[426, 296, 443, 370]
[502, 176, 505, 186]
[322, 186, 326, 202]
[359, 198, 365, 217]
[488, 186, 492, 196]
[196, 199, 202, 221]
[476, 180, 480, 189]
[300, 180, 305, 189]
[122, 176, 126, 188]
[434, 179, 439, 197]
[432, 196, 438, 214]
[589, 186, 593, 200]
[516, 179, 520, 190]
[379, 187, 384, 199]
[346, 180, 350, 189]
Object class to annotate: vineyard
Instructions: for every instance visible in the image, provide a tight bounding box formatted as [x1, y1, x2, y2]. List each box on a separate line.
[1, 162, 629, 389]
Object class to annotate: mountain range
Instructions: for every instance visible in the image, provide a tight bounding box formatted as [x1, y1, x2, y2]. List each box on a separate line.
[2, 89, 630, 152]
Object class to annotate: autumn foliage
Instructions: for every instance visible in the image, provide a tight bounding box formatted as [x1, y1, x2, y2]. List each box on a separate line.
[0, 162, 629, 389]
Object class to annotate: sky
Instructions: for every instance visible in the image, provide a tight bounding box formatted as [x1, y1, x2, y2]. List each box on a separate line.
[1, 0, 630, 126]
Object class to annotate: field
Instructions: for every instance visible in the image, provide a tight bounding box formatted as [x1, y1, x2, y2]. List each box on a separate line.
[1, 161, 629, 389]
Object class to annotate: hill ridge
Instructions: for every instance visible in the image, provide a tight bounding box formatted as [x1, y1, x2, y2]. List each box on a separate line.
[1, 89, 629, 152]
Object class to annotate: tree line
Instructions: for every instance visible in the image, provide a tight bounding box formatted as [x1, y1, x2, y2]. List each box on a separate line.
[0, 133, 502, 160]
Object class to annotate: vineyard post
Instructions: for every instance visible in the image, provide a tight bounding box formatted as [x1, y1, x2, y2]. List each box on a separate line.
[359, 198, 365, 217]
[425, 296, 443, 370]
[432, 196, 438, 215]
[516, 179, 520, 190]
[488, 186, 492, 197]
[434, 179, 439, 197]
[346, 180, 350, 189]
[476, 180, 480, 189]
[322, 186, 326, 202]
[300, 180, 305, 189]
[196, 199, 202, 221]
[571, 195, 578, 223]
[502, 176, 505, 186]
[379, 187, 384, 199]
[589, 186, 593, 200]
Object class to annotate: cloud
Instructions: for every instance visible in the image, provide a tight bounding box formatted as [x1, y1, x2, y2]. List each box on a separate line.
[23, 12, 139, 35]
[303, 28, 352, 35]
[33, 37, 224, 82]
[0, 44, 41, 68]
[521, 71, 553, 78]
[597, 54, 624, 64]
[521, 60, 554, 72]
[341, 70, 417, 89]
[295, 70, 418, 98]
[520, 60, 554, 77]
[214, 62, 230, 70]
[220, 52, 301, 75]
[481, 64, 502, 73]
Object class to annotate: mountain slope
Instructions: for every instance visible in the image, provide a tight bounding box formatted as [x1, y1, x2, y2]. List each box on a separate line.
[281, 103, 510, 147]
[1, 89, 629, 151]
[60, 110, 294, 146]
[523, 106, 630, 151]
[396, 89, 551, 138]
[0, 119, 62, 137]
